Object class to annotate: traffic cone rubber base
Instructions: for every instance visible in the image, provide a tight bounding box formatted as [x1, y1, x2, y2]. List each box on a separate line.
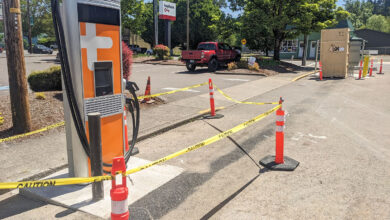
[203, 113, 224, 119]
[259, 155, 299, 171]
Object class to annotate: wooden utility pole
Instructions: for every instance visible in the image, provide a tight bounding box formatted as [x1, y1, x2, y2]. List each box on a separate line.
[27, 0, 32, 53]
[3, 0, 32, 134]
[186, 0, 189, 50]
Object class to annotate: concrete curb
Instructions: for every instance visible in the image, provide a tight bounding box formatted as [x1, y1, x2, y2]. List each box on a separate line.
[133, 61, 184, 66]
[214, 71, 267, 77]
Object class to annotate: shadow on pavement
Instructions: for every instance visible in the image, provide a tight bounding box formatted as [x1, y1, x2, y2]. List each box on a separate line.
[128, 124, 275, 219]
[0, 194, 45, 219]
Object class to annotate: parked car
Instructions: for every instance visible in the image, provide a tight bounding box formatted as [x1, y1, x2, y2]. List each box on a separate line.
[33, 44, 53, 54]
[50, 44, 58, 50]
[181, 42, 241, 72]
[128, 44, 142, 54]
[146, 49, 153, 56]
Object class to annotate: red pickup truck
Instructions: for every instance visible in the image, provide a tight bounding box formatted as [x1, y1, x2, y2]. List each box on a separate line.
[181, 42, 241, 72]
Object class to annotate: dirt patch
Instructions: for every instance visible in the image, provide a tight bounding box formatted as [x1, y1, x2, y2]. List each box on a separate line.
[0, 91, 166, 140]
[0, 91, 64, 139]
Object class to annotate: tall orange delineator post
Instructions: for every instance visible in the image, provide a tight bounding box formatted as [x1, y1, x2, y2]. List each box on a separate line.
[110, 157, 129, 220]
[319, 61, 323, 81]
[378, 59, 384, 74]
[203, 78, 223, 119]
[259, 97, 299, 171]
[358, 60, 363, 80]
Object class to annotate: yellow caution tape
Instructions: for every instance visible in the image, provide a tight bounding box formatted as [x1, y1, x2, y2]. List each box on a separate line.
[0, 121, 65, 144]
[0, 113, 4, 125]
[0, 105, 280, 189]
[138, 82, 208, 99]
[125, 104, 281, 175]
[214, 85, 279, 105]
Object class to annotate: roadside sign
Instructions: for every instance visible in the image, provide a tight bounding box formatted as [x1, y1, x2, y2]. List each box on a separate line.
[159, 1, 176, 21]
[241, 39, 247, 45]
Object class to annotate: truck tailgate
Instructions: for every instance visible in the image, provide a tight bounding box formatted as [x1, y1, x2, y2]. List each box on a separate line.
[182, 50, 202, 60]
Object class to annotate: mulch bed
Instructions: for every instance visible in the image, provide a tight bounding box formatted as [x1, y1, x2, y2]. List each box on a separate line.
[0, 91, 64, 140]
[217, 61, 305, 76]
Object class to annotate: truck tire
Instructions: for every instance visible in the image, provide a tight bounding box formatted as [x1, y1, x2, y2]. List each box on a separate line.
[186, 61, 196, 72]
[208, 58, 218, 72]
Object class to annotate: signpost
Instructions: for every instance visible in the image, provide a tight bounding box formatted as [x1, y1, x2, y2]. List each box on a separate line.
[159, 1, 176, 55]
[241, 38, 247, 45]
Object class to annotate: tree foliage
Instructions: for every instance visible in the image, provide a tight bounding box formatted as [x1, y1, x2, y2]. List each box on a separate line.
[121, 0, 148, 36]
[366, 14, 390, 32]
[20, 0, 54, 38]
[234, 0, 343, 60]
[345, 0, 375, 29]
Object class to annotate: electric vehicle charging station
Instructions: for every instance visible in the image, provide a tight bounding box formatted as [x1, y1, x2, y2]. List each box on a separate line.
[52, 0, 140, 178]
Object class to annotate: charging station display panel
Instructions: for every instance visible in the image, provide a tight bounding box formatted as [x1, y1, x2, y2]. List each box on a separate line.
[78, 3, 124, 174]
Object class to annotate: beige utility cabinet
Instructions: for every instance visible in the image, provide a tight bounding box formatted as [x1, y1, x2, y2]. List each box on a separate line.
[320, 28, 350, 78]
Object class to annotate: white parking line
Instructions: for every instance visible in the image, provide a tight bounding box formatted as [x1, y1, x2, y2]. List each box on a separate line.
[223, 78, 250, 82]
[162, 87, 200, 93]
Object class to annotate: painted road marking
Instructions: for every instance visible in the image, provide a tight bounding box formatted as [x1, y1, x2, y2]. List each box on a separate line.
[223, 78, 250, 82]
[0, 86, 9, 91]
[162, 87, 200, 93]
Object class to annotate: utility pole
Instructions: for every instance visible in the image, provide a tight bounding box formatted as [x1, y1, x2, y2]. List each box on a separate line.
[153, 0, 158, 46]
[3, 0, 32, 134]
[186, 0, 189, 50]
[27, 0, 32, 53]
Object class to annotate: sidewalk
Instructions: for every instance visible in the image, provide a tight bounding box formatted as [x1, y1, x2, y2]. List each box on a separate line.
[0, 70, 308, 193]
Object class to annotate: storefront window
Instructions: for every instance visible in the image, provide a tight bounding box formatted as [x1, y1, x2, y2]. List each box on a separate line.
[281, 40, 298, 53]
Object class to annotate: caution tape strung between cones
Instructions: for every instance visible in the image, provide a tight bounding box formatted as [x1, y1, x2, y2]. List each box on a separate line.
[214, 85, 279, 105]
[0, 105, 281, 189]
[124, 104, 281, 175]
[138, 82, 208, 100]
[0, 121, 65, 144]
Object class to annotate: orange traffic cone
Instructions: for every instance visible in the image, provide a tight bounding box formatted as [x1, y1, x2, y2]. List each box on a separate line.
[143, 76, 151, 102]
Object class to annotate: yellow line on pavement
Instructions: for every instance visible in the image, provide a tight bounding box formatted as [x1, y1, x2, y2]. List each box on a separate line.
[291, 71, 317, 82]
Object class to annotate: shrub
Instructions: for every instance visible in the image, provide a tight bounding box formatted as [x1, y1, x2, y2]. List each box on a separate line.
[37, 37, 57, 47]
[35, 92, 46, 100]
[28, 66, 62, 92]
[237, 61, 248, 69]
[153, 44, 170, 60]
[227, 62, 238, 70]
[249, 62, 260, 72]
[122, 42, 133, 81]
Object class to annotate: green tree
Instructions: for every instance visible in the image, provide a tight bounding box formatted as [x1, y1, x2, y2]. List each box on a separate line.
[295, 3, 349, 65]
[345, 0, 374, 29]
[366, 14, 390, 32]
[20, 0, 54, 39]
[121, 0, 148, 39]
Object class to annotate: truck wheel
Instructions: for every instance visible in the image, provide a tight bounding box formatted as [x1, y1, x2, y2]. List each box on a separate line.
[186, 61, 196, 72]
[208, 58, 218, 72]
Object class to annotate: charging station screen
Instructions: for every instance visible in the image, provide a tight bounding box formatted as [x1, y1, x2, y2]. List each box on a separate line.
[94, 62, 113, 96]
